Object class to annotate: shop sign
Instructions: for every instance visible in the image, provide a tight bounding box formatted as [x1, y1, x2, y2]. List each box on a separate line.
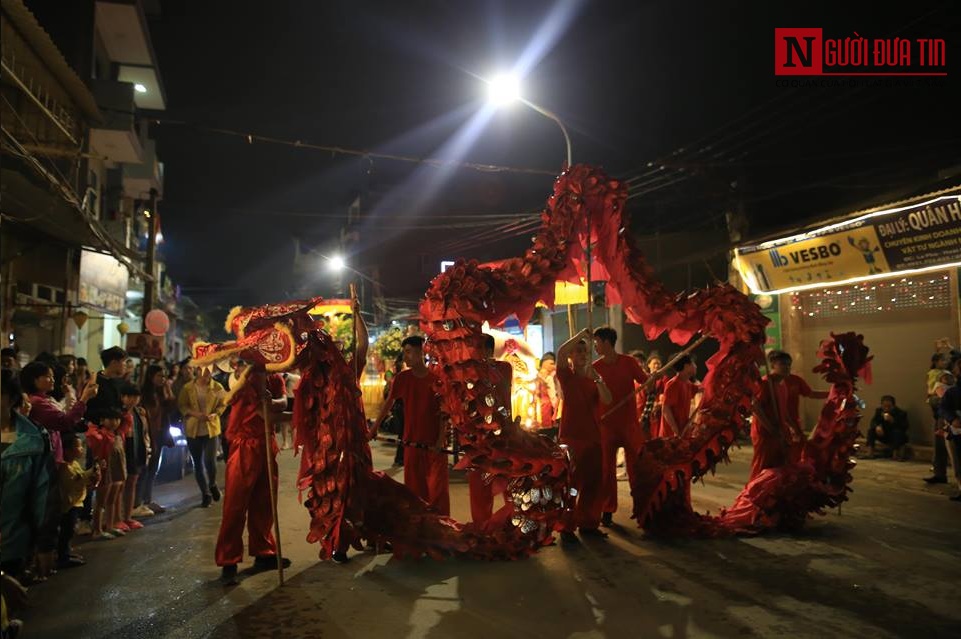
[735, 194, 961, 293]
[79, 250, 128, 315]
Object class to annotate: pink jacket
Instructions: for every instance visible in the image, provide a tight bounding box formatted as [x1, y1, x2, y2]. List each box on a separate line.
[29, 394, 87, 464]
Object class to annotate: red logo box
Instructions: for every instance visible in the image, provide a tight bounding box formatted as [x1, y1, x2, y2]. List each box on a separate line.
[775, 28, 823, 75]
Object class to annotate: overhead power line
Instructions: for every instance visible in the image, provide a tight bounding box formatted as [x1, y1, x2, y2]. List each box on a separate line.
[162, 203, 538, 224]
[151, 118, 558, 177]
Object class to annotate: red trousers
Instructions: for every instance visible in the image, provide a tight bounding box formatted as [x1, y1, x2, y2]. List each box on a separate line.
[404, 447, 450, 516]
[565, 439, 604, 530]
[599, 421, 645, 513]
[215, 438, 278, 567]
[749, 419, 803, 480]
[468, 470, 510, 524]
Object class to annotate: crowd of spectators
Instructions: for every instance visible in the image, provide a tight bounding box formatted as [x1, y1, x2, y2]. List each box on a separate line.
[1, 346, 193, 636]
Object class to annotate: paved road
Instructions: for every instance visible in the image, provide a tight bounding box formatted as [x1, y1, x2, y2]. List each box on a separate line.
[17, 441, 961, 639]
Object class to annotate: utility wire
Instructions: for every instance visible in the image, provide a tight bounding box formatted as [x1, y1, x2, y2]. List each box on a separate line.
[161, 203, 539, 229]
[151, 117, 558, 177]
[433, 216, 541, 255]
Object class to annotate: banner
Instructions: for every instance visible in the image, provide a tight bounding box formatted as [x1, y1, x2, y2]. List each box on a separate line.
[79, 250, 128, 315]
[125, 332, 166, 359]
[736, 194, 961, 293]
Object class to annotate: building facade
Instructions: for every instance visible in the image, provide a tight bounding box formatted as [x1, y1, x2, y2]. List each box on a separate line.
[734, 183, 961, 447]
[0, 0, 197, 365]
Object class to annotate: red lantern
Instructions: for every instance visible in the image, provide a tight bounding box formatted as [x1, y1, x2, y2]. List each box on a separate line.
[145, 309, 170, 336]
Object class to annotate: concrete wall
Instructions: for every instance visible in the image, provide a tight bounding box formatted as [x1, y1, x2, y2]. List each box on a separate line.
[785, 269, 960, 447]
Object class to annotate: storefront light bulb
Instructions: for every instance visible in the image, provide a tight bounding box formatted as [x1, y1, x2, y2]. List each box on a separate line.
[135, 83, 147, 93]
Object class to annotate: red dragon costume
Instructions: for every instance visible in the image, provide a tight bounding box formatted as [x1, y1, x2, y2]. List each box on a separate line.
[191, 163, 870, 560]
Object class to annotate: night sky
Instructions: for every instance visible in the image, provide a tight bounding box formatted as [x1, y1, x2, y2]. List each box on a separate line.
[148, 0, 960, 312]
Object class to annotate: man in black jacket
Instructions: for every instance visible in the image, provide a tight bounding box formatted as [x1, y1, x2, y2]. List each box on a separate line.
[84, 346, 127, 423]
[866, 395, 909, 460]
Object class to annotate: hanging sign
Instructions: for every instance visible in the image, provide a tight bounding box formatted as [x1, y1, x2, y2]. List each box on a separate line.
[735, 194, 961, 293]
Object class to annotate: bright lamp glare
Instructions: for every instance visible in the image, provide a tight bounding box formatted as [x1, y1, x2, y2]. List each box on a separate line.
[487, 73, 521, 106]
[328, 255, 346, 272]
[134, 83, 147, 94]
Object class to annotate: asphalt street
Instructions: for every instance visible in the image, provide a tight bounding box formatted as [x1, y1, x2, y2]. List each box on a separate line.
[16, 440, 961, 639]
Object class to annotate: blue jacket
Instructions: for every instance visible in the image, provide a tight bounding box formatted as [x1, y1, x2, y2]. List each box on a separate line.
[1, 413, 51, 562]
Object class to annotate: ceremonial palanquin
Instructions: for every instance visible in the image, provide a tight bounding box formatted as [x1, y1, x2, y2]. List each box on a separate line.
[193, 164, 870, 559]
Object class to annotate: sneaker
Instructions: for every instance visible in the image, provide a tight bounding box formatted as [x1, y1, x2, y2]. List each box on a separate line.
[210, 485, 221, 502]
[147, 502, 166, 514]
[600, 512, 614, 527]
[124, 519, 144, 530]
[331, 551, 349, 564]
[924, 476, 948, 484]
[220, 564, 238, 586]
[115, 521, 131, 532]
[201, 494, 212, 508]
[75, 520, 93, 536]
[93, 531, 116, 541]
[131, 505, 155, 518]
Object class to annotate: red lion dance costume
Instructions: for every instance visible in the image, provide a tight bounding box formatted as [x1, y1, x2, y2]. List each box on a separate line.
[192, 164, 870, 560]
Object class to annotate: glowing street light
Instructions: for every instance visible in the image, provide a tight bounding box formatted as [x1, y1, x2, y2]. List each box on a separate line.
[486, 73, 521, 106]
[134, 83, 147, 94]
[484, 71, 571, 167]
[328, 255, 346, 272]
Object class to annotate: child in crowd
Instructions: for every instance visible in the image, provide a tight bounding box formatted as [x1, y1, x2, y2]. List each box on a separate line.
[88, 408, 124, 540]
[120, 384, 150, 530]
[935, 372, 956, 399]
[58, 433, 100, 568]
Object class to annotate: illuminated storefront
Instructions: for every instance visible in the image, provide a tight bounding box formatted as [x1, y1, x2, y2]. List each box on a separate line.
[735, 188, 961, 446]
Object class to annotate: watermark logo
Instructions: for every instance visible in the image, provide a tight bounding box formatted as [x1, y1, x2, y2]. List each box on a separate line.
[775, 28, 946, 76]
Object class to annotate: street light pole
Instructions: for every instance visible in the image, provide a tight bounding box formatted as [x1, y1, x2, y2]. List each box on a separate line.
[521, 99, 571, 168]
[518, 100, 583, 334]
[486, 73, 584, 334]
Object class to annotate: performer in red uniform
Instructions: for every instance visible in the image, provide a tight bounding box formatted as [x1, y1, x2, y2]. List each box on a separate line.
[750, 350, 828, 480]
[656, 354, 701, 512]
[376, 336, 449, 515]
[659, 355, 700, 438]
[216, 365, 287, 585]
[557, 329, 612, 541]
[592, 326, 648, 527]
[535, 352, 561, 438]
[468, 334, 514, 524]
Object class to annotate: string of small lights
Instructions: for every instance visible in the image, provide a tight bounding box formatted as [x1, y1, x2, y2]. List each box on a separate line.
[790, 273, 952, 319]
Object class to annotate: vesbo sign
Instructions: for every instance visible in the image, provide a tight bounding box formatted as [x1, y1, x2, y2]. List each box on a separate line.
[735, 196, 961, 293]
